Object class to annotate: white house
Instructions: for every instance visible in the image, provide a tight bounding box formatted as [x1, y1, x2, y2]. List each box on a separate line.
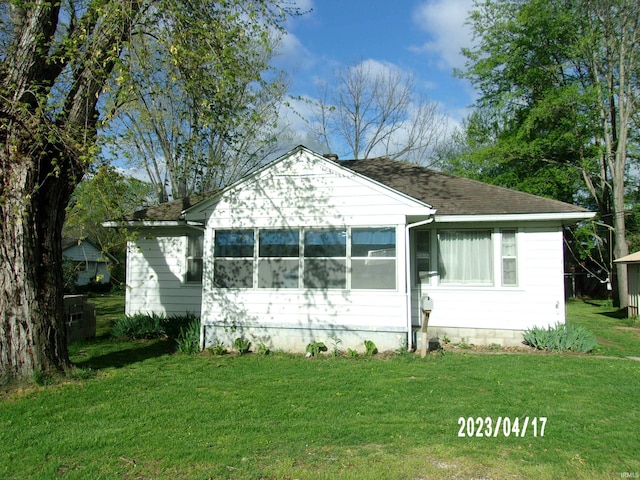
[62, 237, 116, 286]
[110, 146, 594, 352]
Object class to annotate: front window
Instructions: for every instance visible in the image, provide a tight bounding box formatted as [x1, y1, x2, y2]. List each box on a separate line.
[438, 230, 493, 285]
[258, 229, 300, 288]
[211, 227, 397, 290]
[303, 229, 347, 289]
[351, 227, 396, 289]
[214, 230, 254, 288]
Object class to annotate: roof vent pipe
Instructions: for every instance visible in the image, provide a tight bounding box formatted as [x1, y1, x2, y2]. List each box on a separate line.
[323, 153, 339, 161]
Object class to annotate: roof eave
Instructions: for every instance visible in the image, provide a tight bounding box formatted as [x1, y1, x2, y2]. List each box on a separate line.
[102, 220, 188, 228]
[434, 211, 596, 224]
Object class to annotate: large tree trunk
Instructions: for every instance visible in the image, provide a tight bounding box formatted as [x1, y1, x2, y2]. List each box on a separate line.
[0, 118, 80, 383]
[0, 0, 140, 384]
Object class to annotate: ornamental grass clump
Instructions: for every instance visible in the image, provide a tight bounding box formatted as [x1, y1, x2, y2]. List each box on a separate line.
[111, 312, 200, 348]
[523, 323, 597, 353]
[111, 312, 167, 339]
[175, 317, 201, 355]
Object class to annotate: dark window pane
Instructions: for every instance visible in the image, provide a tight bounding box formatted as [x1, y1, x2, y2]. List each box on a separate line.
[259, 230, 299, 257]
[186, 259, 203, 283]
[415, 230, 430, 285]
[351, 228, 396, 257]
[188, 234, 204, 257]
[215, 230, 254, 257]
[304, 229, 346, 257]
[258, 259, 299, 288]
[214, 259, 253, 288]
[303, 258, 346, 288]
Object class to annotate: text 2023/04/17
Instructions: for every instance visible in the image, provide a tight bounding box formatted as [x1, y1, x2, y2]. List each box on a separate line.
[457, 417, 547, 438]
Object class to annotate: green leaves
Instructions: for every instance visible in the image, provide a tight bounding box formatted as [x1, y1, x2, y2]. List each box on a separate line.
[523, 323, 598, 353]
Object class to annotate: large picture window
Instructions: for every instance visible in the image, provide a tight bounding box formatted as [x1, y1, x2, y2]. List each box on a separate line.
[351, 228, 396, 289]
[438, 230, 493, 285]
[212, 227, 397, 290]
[214, 230, 254, 288]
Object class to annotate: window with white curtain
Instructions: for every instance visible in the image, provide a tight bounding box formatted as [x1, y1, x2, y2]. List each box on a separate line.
[438, 230, 493, 285]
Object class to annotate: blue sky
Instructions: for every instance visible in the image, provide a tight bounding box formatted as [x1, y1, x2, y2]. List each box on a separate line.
[275, 0, 476, 141]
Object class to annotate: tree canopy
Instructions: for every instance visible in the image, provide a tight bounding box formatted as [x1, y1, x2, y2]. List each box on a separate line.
[454, 0, 640, 305]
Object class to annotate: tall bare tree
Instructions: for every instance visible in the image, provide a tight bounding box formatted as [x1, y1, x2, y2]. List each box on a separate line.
[310, 61, 448, 163]
[0, 0, 295, 384]
[108, 24, 294, 202]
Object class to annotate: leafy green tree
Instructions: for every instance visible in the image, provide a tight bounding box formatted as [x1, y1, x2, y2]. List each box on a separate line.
[64, 165, 155, 282]
[0, 0, 296, 383]
[457, 0, 640, 306]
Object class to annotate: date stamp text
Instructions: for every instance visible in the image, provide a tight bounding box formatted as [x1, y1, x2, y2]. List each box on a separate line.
[457, 416, 547, 438]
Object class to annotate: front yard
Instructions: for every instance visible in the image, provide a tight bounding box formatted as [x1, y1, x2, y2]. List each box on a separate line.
[0, 296, 638, 479]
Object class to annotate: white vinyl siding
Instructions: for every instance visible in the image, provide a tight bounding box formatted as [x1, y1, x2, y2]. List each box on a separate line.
[414, 226, 564, 333]
[125, 233, 202, 316]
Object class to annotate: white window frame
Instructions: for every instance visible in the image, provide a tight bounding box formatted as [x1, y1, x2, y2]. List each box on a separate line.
[500, 229, 518, 287]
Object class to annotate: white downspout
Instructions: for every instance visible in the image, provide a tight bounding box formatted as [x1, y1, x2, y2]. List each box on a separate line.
[405, 217, 435, 351]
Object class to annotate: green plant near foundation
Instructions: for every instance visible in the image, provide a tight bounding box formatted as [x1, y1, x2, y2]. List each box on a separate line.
[234, 336, 251, 354]
[306, 341, 327, 357]
[208, 342, 228, 356]
[364, 340, 378, 356]
[175, 318, 201, 355]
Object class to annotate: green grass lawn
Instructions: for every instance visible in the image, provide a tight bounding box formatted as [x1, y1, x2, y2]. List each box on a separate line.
[1, 295, 639, 479]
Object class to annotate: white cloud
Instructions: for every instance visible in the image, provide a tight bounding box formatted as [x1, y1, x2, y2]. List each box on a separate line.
[274, 31, 316, 72]
[412, 0, 475, 70]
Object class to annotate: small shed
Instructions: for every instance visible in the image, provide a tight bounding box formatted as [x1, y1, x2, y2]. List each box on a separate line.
[62, 237, 117, 286]
[614, 251, 640, 317]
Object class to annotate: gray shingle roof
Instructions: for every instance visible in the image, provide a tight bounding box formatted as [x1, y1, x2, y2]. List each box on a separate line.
[123, 155, 588, 221]
[121, 192, 210, 222]
[338, 157, 588, 216]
